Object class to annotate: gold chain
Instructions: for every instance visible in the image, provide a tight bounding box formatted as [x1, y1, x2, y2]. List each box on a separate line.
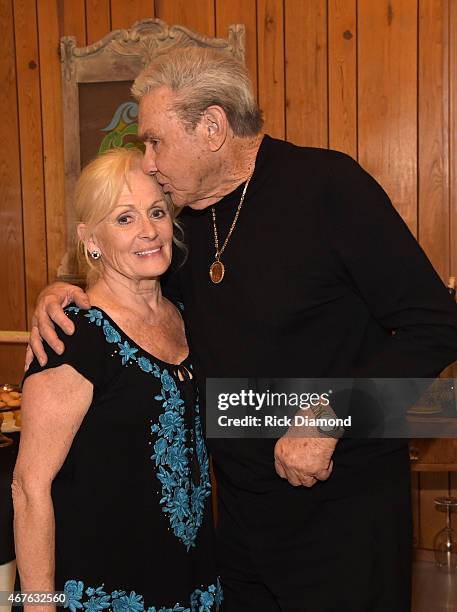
[211, 175, 252, 261]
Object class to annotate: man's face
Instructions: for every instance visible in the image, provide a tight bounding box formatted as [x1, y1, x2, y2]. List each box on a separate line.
[138, 87, 215, 209]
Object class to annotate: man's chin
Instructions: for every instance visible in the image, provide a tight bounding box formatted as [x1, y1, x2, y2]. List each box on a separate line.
[167, 190, 186, 206]
[170, 195, 208, 210]
[186, 200, 212, 210]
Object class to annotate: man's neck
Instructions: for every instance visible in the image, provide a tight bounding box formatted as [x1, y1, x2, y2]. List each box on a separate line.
[186, 133, 264, 210]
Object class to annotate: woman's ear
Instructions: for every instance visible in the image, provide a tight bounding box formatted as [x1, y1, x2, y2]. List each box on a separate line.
[76, 223, 87, 244]
[77, 223, 99, 255]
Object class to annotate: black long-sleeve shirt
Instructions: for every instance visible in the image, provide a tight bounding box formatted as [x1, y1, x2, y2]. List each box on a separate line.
[164, 134, 457, 496]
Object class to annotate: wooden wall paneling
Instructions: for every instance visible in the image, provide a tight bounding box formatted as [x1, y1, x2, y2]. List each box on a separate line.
[411, 472, 420, 548]
[450, 0, 457, 278]
[284, 0, 328, 147]
[451, 472, 457, 529]
[0, 0, 27, 383]
[13, 0, 47, 325]
[215, 0, 257, 95]
[110, 0, 154, 31]
[37, 0, 66, 282]
[155, 0, 215, 36]
[328, 0, 357, 158]
[418, 472, 449, 549]
[358, 0, 418, 235]
[61, 0, 86, 45]
[86, 0, 111, 43]
[418, 0, 449, 281]
[257, 0, 285, 139]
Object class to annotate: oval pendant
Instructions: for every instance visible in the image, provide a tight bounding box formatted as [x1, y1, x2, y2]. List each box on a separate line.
[209, 260, 225, 284]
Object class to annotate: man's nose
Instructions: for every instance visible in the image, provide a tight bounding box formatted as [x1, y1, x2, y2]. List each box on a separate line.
[142, 144, 157, 175]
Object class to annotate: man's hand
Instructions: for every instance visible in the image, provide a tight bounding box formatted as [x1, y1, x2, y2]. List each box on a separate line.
[26, 283, 90, 369]
[274, 433, 337, 488]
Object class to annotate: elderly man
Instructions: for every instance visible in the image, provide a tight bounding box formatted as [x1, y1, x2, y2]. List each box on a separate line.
[30, 48, 457, 611]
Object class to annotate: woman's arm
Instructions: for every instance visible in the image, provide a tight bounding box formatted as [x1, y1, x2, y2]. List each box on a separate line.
[12, 365, 93, 612]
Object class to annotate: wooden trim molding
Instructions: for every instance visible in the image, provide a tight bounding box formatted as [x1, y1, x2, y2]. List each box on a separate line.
[0, 331, 30, 345]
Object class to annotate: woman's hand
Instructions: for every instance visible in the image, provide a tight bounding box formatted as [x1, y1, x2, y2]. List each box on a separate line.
[26, 283, 90, 368]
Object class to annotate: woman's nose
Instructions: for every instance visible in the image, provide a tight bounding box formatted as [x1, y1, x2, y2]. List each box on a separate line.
[138, 215, 159, 239]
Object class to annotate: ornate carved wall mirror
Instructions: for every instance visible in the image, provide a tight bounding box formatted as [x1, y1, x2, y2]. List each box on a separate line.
[58, 18, 245, 283]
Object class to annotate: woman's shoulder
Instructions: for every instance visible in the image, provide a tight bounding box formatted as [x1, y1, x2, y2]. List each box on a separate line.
[63, 304, 122, 344]
[24, 304, 124, 389]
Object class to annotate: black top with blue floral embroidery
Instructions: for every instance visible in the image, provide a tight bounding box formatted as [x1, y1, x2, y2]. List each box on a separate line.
[24, 305, 222, 612]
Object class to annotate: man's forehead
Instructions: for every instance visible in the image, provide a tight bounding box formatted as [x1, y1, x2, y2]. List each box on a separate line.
[138, 90, 177, 136]
[139, 87, 175, 116]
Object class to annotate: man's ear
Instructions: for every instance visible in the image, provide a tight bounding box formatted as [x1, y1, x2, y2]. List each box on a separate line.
[202, 105, 228, 151]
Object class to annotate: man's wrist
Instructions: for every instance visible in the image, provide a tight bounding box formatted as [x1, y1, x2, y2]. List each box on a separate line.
[309, 403, 344, 439]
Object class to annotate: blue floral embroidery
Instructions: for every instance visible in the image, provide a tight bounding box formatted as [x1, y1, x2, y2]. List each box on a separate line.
[64, 579, 223, 612]
[83, 593, 111, 611]
[151, 437, 169, 465]
[157, 411, 184, 442]
[150, 369, 210, 550]
[117, 341, 138, 365]
[85, 308, 104, 326]
[138, 356, 153, 373]
[64, 580, 84, 612]
[111, 591, 144, 612]
[79, 308, 211, 550]
[103, 320, 121, 344]
[66, 306, 81, 314]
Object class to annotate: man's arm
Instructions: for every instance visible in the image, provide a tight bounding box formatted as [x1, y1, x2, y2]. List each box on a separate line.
[275, 152, 457, 487]
[27, 283, 90, 367]
[274, 399, 340, 487]
[326, 152, 457, 380]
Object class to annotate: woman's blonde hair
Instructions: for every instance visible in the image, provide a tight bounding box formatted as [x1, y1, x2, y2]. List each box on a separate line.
[75, 147, 182, 285]
[131, 47, 263, 136]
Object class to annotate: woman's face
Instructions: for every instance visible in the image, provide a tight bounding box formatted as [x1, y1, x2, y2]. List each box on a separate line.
[90, 169, 173, 284]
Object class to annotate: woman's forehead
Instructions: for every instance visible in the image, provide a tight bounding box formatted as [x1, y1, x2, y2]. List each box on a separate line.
[119, 169, 163, 199]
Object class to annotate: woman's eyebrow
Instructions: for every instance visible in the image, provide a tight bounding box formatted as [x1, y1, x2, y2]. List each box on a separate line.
[112, 199, 167, 210]
[112, 204, 135, 211]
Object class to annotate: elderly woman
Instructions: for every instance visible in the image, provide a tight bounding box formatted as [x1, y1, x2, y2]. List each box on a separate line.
[12, 148, 222, 611]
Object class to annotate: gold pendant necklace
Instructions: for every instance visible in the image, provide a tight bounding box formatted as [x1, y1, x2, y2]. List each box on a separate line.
[209, 175, 252, 284]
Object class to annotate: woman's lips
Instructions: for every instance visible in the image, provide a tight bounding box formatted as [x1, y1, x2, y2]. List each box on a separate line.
[134, 247, 162, 257]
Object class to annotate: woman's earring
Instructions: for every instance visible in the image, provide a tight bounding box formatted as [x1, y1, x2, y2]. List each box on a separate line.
[90, 250, 101, 260]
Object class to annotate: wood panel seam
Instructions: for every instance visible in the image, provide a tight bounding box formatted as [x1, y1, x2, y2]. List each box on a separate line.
[10, 0, 28, 324]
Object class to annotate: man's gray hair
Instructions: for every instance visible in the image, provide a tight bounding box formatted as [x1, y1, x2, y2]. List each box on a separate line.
[131, 47, 263, 137]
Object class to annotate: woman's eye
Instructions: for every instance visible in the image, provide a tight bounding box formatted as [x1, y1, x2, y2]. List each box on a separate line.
[150, 208, 166, 219]
[117, 215, 131, 225]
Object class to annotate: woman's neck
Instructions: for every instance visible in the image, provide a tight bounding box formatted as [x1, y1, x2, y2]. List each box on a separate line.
[87, 272, 163, 321]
